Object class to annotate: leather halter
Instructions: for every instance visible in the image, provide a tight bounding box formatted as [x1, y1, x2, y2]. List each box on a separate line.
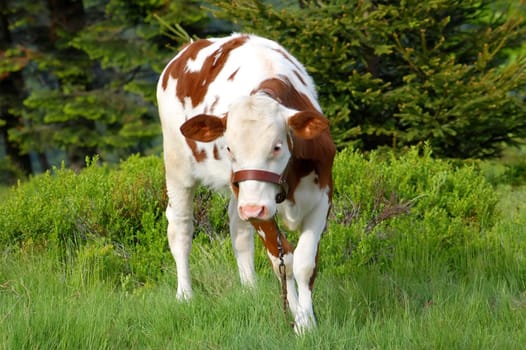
[231, 163, 290, 203]
[232, 169, 284, 185]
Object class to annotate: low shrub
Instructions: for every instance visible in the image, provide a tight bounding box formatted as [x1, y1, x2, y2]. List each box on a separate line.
[0, 155, 168, 284]
[0, 147, 514, 287]
[0, 154, 232, 286]
[323, 145, 499, 276]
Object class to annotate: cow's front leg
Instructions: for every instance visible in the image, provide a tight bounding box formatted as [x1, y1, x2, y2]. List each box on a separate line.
[166, 185, 195, 301]
[229, 197, 257, 287]
[292, 197, 330, 334]
[252, 220, 299, 322]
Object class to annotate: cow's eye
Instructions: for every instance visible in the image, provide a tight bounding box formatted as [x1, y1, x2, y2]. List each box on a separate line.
[272, 142, 282, 155]
[226, 146, 235, 160]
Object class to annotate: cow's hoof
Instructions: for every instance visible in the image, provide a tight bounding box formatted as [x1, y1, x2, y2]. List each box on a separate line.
[176, 289, 193, 301]
[293, 312, 316, 335]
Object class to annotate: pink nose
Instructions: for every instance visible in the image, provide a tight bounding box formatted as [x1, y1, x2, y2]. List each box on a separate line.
[239, 204, 268, 220]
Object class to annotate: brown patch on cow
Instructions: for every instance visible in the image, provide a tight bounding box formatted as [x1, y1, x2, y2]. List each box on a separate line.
[161, 39, 213, 91]
[167, 36, 250, 107]
[252, 77, 336, 202]
[185, 138, 207, 162]
[290, 130, 335, 201]
[254, 219, 319, 292]
[213, 144, 221, 160]
[228, 67, 240, 81]
[252, 77, 318, 112]
[251, 219, 294, 258]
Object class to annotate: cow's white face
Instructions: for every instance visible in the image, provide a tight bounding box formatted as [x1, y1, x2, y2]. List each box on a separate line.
[180, 93, 329, 222]
[224, 95, 292, 220]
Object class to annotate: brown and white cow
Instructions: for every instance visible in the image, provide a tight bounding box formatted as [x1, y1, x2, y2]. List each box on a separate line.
[156, 33, 335, 333]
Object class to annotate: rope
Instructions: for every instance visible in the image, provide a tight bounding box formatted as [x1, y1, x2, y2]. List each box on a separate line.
[276, 232, 292, 326]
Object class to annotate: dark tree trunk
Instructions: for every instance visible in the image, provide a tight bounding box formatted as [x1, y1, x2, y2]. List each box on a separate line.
[46, 0, 86, 40]
[0, 0, 33, 176]
[46, 0, 96, 169]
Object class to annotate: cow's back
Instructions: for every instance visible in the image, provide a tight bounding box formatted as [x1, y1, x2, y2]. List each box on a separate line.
[156, 33, 320, 189]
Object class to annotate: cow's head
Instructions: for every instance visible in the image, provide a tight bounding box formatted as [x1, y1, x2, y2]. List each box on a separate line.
[180, 94, 329, 221]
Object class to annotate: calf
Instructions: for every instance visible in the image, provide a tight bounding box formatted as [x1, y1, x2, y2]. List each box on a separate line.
[156, 33, 335, 333]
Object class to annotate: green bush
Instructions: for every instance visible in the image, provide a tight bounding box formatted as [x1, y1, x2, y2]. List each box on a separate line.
[0, 149, 510, 287]
[323, 146, 498, 276]
[0, 154, 234, 286]
[0, 155, 168, 284]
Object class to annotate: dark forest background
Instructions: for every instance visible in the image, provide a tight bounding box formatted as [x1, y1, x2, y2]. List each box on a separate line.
[1, 0, 525, 185]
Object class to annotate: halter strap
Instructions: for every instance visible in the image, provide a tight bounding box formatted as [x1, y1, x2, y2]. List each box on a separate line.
[231, 162, 290, 204]
[231, 169, 284, 186]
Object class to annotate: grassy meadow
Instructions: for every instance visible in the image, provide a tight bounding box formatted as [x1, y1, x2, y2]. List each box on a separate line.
[1, 148, 525, 349]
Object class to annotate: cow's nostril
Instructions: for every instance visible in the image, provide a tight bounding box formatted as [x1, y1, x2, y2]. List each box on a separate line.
[239, 204, 267, 220]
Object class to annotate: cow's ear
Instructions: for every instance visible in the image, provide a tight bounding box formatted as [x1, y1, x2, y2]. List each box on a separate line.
[180, 114, 227, 142]
[288, 111, 329, 139]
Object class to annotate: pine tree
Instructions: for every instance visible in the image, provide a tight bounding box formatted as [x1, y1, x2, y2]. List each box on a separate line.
[212, 0, 526, 158]
[1, 0, 210, 173]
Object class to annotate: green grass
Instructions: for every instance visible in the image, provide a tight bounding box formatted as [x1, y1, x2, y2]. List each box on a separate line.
[2, 203, 525, 349]
[1, 151, 525, 349]
[1, 256, 525, 349]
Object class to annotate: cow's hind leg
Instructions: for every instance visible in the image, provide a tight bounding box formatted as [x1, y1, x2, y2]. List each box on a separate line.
[228, 197, 257, 287]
